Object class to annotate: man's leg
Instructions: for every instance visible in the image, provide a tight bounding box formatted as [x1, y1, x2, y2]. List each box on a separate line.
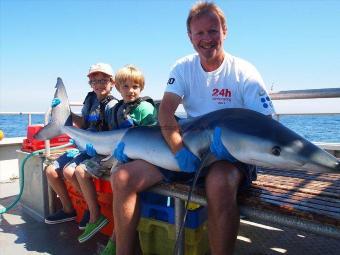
[205, 161, 244, 255]
[111, 160, 163, 255]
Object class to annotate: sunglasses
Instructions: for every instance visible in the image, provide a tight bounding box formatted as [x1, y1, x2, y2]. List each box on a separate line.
[88, 79, 110, 86]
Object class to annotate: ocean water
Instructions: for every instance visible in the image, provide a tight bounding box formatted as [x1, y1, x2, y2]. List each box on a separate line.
[0, 114, 339, 143]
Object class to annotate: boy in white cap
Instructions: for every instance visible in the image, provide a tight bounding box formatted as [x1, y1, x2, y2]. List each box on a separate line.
[44, 63, 117, 231]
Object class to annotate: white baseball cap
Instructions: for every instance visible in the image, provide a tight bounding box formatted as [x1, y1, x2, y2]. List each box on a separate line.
[87, 63, 113, 77]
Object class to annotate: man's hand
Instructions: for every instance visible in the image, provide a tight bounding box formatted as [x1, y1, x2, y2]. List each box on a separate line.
[85, 143, 97, 157]
[210, 127, 236, 162]
[113, 142, 129, 163]
[175, 147, 201, 173]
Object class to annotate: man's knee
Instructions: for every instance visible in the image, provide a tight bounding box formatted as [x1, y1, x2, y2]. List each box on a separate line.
[206, 161, 243, 198]
[111, 167, 133, 192]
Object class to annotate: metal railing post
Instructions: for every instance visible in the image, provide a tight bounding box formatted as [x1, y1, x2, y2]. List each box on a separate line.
[174, 197, 185, 255]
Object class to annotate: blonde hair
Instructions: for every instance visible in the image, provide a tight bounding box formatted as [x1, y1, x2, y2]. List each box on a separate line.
[115, 65, 145, 91]
[186, 1, 227, 34]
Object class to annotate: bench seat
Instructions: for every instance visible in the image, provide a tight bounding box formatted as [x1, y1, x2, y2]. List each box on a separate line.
[149, 168, 340, 238]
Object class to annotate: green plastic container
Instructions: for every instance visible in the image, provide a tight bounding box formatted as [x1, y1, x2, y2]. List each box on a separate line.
[138, 217, 209, 255]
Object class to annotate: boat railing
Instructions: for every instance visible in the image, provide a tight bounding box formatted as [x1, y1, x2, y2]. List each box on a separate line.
[1, 87, 339, 155]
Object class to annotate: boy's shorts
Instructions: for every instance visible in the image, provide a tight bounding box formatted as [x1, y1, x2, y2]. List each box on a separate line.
[78, 155, 113, 178]
[52, 151, 91, 172]
[157, 161, 257, 191]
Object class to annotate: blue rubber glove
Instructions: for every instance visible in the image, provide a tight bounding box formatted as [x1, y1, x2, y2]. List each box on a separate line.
[210, 127, 237, 162]
[51, 98, 61, 108]
[175, 147, 201, 173]
[119, 119, 134, 129]
[66, 148, 79, 158]
[113, 142, 129, 163]
[85, 143, 97, 157]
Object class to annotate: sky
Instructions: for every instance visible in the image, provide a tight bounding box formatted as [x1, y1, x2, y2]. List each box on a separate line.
[1, 0, 340, 114]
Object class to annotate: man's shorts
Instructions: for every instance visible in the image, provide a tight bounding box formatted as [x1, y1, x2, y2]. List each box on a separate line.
[157, 161, 257, 191]
[52, 151, 91, 172]
[78, 155, 113, 178]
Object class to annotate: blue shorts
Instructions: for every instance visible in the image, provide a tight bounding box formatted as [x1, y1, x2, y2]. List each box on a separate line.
[158, 161, 257, 191]
[52, 151, 91, 171]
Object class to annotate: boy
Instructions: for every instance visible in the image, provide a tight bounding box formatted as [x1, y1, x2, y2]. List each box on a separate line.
[75, 65, 157, 249]
[44, 63, 117, 231]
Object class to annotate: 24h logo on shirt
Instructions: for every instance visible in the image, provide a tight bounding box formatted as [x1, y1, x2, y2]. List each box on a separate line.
[212, 88, 232, 104]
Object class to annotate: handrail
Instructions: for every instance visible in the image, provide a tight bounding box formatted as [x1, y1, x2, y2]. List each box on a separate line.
[269, 87, 340, 100]
[0, 111, 45, 126]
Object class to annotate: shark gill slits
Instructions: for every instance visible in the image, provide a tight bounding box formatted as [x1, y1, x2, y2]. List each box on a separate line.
[272, 146, 281, 156]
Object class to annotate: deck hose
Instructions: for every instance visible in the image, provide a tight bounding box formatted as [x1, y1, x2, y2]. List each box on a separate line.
[0, 142, 74, 214]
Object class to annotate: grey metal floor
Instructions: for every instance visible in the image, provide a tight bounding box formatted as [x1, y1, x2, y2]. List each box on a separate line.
[1, 179, 339, 255]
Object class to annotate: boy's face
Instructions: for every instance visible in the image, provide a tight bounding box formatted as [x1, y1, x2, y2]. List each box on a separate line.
[88, 72, 113, 100]
[117, 80, 142, 103]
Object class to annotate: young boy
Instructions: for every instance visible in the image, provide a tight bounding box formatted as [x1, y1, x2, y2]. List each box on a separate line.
[44, 63, 117, 231]
[75, 65, 157, 248]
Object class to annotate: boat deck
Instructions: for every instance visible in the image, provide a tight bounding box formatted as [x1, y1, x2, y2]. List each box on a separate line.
[1, 179, 339, 255]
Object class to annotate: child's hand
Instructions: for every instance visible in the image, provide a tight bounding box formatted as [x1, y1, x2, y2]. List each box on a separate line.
[119, 119, 134, 129]
[175, 147, 201, 173]
[51, 98, 61, 108]
[86, 143, 97, 157]
[66, 149, 80, 158]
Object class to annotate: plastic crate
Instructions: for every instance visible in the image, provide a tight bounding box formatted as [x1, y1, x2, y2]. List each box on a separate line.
[140, 192, 207, 229]
[93, 178, 112, 193]
[138, 217, 209, 255]
[64, 180, 114, 236]
[21, 125, 74, 152]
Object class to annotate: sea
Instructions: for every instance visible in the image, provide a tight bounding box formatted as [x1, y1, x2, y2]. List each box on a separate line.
[0, 114, 340, 143]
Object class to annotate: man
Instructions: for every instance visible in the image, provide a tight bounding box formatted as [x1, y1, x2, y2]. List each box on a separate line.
[112, 2, 274, 255]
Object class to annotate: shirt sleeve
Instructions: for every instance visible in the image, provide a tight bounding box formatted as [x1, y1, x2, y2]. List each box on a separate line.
[164, 63, 185, 98]
[242, 67, 275, 116]
[133, 101, 158, 126]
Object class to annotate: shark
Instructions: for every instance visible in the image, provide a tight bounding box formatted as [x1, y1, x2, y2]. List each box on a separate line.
[34, 78, 340, 173]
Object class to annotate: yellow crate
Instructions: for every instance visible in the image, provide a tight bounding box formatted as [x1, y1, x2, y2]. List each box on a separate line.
[138, 217, 209, 255]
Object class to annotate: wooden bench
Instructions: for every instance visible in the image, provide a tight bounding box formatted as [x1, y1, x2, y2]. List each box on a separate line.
[46, 150, 340, 254]
[148, 167, 340, 246]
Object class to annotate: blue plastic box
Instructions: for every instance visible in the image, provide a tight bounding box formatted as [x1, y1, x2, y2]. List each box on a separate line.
[140, 192, 207, 229]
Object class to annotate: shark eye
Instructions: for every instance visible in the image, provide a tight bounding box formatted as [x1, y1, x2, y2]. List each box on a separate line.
[272, 146, 281, 156]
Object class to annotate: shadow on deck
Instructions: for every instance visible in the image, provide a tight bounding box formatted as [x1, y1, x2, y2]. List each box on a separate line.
[1, 180, 339, 255]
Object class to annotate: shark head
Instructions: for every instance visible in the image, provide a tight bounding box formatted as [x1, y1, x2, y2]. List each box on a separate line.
[212, 109, 340, 173]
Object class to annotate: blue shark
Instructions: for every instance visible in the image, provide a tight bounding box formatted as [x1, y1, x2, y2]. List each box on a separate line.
[35, 78, 340, 173]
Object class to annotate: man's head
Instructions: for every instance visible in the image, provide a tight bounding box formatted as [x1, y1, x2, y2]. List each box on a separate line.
[87, 63, 114, 100]
[115, 65, 145, 103]
[187, 2, 227, 70]
[186, 1, 227, 34]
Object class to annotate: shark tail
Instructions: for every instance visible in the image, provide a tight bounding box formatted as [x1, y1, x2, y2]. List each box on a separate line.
[34, 77, 73, 140]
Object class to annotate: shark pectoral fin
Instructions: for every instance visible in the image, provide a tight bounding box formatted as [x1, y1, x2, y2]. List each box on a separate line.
[101, 155, 119, 169]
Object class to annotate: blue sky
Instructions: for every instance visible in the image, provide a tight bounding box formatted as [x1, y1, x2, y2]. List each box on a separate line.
[1, 0, 339, 113]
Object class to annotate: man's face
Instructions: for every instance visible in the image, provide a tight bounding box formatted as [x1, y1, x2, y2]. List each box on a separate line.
[188, 11, 226, 63]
